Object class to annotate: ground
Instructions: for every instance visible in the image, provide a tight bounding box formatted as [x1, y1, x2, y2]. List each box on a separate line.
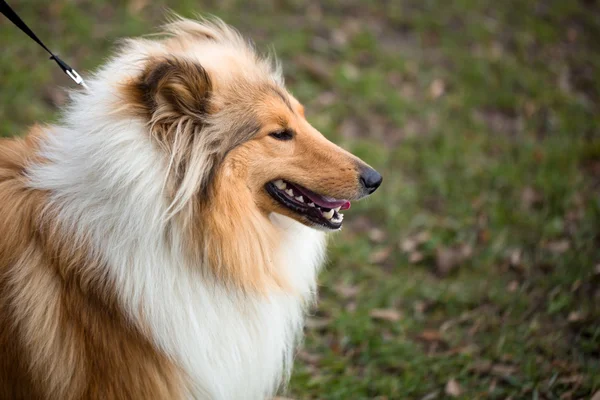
[1, 0, 599, 399]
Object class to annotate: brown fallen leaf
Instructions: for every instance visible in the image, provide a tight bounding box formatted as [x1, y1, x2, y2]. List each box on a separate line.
[544, 239, 570, 254]
[557, 374, 584, 385]
[417, 329, 443, 342]
[445, 378, 462, 397]
[369, 246, 393, 264]
[345, 301, 357, 313]
[507, 280, 519, 292]
[369, 308, 403, 322]
[591, 390, 600, 400]
[436, 247, 458, 276]
[509, 249, 522, 268]
[368, 228, 387, 243]
[491, 364, 517, 377]
[521, 186, 543, 210]
[488, 378, 497, 394]
[334, 283, 360, 299]
[436, 244, 472, 277]
[409, 251, 424, 264]
[420, 391, 440, 400]
[305, 317, 331, 330]
[429, 79, 446, 99]
[413, 300, 428, 314]
[415, 231, 431, 244]
[400, 237, 418, 253]
[568, 311, 584, 322]
[470, 360, 493, 374]
[128, 0, 149, 13]
[296, 350, 321, 365]
[294, 55, 332, 83]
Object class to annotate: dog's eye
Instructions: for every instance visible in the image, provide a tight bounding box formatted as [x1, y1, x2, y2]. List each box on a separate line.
[269, 129, 294, 141]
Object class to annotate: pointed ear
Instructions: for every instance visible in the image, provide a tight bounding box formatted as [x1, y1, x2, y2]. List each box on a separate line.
[132, 57, 213, 119]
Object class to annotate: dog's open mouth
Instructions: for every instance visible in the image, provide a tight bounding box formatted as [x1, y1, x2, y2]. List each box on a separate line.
[265, 179, 351, 229]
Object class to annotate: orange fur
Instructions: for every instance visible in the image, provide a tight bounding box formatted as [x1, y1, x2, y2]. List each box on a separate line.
[0, 126, 184, 399]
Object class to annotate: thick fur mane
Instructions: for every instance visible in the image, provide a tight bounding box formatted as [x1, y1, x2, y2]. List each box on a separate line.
[0, 17, 326, 399]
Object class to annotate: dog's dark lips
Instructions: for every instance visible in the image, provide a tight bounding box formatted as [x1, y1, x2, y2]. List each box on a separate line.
[265, 179, 351, 230]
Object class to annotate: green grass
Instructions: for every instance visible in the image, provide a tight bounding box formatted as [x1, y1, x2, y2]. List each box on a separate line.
[1, 0, 599, 398]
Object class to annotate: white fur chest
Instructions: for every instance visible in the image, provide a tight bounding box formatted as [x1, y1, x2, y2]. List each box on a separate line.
[149, 214, 326, 400]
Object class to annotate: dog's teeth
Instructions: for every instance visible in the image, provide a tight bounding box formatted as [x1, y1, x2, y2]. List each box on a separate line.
[308, 202, 315, 207]
[274, 180, 286, 190]
[322, 209, 334, 219]
[295, 196, 304, 202]
[331, 213, 344, 224]
[285, 189, 294, 197]
[334, 206, 341, 212]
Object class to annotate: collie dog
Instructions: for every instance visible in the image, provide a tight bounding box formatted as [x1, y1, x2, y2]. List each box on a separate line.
[0, 17, 381, 399]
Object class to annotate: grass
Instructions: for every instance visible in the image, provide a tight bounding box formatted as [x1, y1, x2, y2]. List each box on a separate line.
[1, 0, 599, 398]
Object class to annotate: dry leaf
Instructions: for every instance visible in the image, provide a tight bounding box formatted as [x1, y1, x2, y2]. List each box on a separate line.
[557, 374, 584, 385]
[315, 91, 337, 107]
[445, 379, 462, 397]
[369, 308, 402, 322]
[544, 239, 570, 254]
[128, 0, 149, 13]
[296, 350, 321, 365]
[488, 378, 497, 393]
[369, 247, 392, 264]
[331, 28, 348, 48]
[429, 79, 446, 99]
[294, 55, 332, 83]
[436, 244, 472, 276]
[420, 391, 440, 400]
[591, 390, 600, 400]
[470, 360, 493, 374]
[521, 186, 543, 209]
[491, 364, 517, 377]
[415, 231, 431, 244]
[368, 228, 387, 243]
[568, 311, 584, 322]
[507, 280, 519, 292]
[459, 244, 473, 259]
[305, 317, 331, 330]
[418, 329, 443, 342]
[409, 251, 424, 263]
[400, 237, 418, 253]
[413, 300, 428, 314]
[509, 249, 522, 267]
[346, 302, 357, 313]
[436, 247, 458, 276]
[334, 283, 360, 299]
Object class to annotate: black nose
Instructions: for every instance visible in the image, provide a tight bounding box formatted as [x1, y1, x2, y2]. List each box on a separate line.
[359, 166, 383, 194]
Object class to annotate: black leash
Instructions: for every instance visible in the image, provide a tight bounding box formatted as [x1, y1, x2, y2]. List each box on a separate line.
[0, 0, 88, 89]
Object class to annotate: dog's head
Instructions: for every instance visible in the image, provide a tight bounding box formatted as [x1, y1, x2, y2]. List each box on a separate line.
[123, 17, 381, 232]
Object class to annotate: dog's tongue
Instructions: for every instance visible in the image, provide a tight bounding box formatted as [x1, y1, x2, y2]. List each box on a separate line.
[291, 184, 351, 210]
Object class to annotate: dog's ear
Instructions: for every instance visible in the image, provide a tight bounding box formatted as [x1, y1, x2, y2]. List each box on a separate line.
[132, 57, 213, 120]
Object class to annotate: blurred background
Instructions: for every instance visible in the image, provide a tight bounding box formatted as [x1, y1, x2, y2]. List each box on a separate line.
[1, 0, 599, 398]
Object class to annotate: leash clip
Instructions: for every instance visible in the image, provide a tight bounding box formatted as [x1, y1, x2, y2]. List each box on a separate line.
[66, 69, 84, 85]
